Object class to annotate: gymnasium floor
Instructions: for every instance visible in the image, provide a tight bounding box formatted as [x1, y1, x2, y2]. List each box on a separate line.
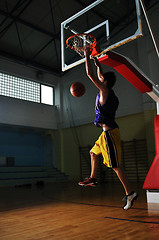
[0, 182, 159, 240]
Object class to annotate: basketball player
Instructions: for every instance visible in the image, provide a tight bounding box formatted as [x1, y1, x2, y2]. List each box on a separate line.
[78, 48, 138, 210]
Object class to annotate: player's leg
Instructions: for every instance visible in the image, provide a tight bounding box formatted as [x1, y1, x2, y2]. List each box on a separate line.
[113, 166, 131, 195]
[90, 151, 99, 179]
[78, 133, 102, 187]
[78, 151, 99, 186]
[103, 129, 138, 210]
[113, 166, 138, 210]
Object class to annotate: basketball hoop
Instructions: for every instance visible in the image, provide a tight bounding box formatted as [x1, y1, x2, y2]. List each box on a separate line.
[66, 33, 97, 58]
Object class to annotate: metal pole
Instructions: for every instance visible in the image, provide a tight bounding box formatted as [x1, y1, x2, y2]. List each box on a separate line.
[139, 0, 159, 58]
[49, 0, 60, 66]
[139, 0, 159, 114]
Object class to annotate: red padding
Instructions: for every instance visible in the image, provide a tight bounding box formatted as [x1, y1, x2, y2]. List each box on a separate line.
[143, 115, 159, 189]
[143, 155, 159, 189]
[154, 115, 159, 154]
[99, 51, 152, 93]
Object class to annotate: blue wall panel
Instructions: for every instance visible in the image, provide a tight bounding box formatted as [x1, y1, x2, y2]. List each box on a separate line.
[0, 128, 46, 166]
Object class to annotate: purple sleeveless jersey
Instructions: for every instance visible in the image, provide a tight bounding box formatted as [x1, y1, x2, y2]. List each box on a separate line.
[94, 90, 119, 129]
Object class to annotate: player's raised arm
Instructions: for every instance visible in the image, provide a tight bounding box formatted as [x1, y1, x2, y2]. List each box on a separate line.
[84, 48, 107, 93]
[91, 56, 104, 82]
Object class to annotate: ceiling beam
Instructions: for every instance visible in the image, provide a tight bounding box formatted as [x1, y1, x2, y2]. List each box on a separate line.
[0, 9, 60, 40]
[0, 0, 26, 26]
[0, 0, 33, 38]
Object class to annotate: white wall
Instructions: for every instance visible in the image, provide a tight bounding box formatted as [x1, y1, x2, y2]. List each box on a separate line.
[0, 58, 61, 129]
[0, 95, 59, 129]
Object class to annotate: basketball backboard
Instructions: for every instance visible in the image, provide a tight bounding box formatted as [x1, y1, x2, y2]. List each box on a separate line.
[61, 0, 143, 72]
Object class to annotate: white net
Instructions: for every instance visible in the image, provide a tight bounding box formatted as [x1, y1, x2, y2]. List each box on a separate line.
[66, 33, 96, 57]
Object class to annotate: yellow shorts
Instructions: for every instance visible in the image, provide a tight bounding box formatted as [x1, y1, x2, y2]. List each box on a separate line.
[91, 128, 121, 168]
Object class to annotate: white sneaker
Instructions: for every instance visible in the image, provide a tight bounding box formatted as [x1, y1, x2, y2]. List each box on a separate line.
[123, 192, 138, 210]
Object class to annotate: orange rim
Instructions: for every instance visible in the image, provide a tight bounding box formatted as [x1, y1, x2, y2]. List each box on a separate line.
[66, 33, 97, 51]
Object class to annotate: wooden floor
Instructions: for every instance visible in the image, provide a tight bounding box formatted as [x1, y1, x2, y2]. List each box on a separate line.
[0, 182, 159, 240]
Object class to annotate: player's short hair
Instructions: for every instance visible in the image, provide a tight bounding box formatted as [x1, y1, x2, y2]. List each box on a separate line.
[103, 71, 116, 89]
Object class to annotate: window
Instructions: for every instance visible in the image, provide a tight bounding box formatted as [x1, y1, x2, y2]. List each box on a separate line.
[0, 72, 54, 105]
[41, 85, 53, 105]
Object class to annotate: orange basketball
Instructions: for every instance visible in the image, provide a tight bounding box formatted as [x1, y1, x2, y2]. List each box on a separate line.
[70, 82, 85, 97]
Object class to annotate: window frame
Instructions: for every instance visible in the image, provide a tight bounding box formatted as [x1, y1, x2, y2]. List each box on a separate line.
[0, 71, 55, 106]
